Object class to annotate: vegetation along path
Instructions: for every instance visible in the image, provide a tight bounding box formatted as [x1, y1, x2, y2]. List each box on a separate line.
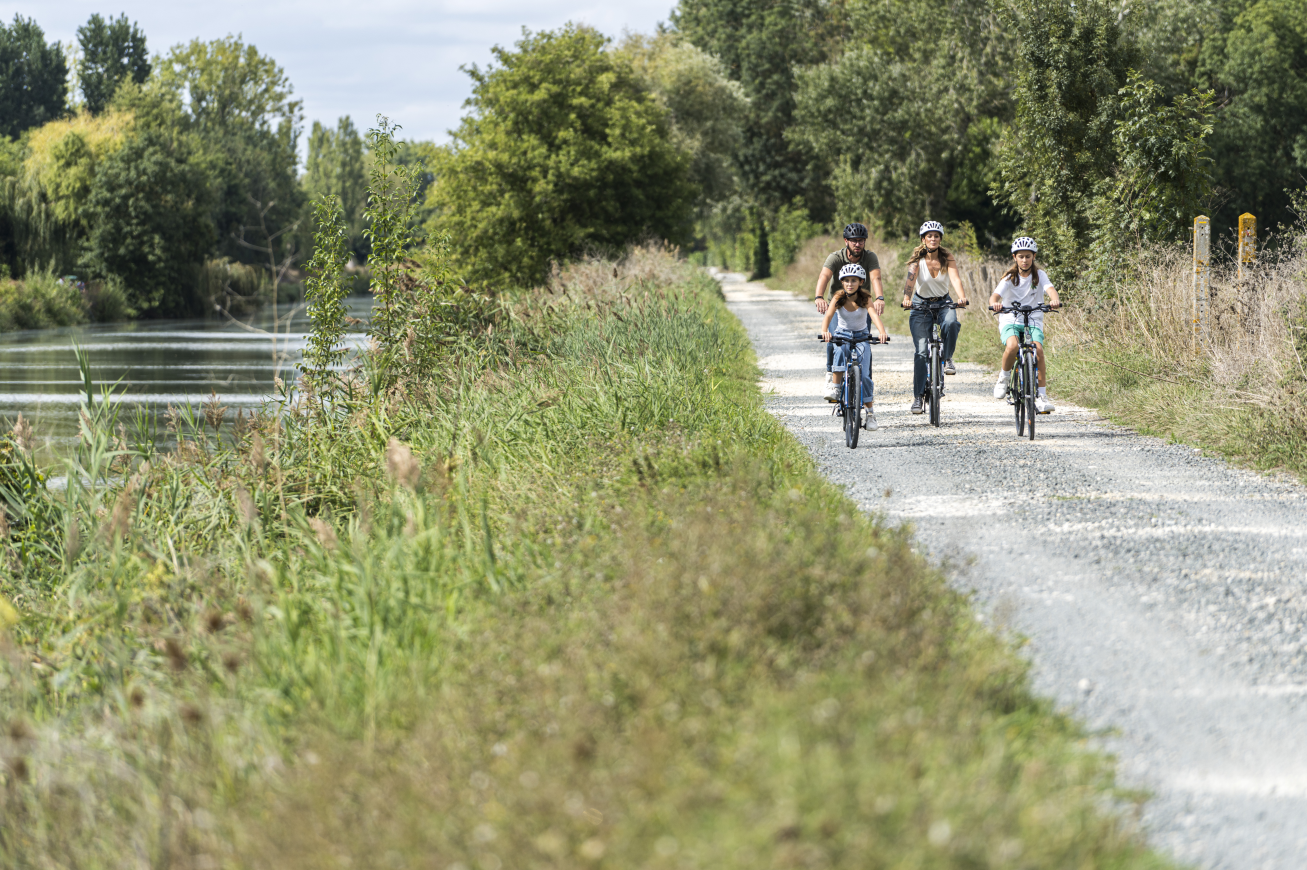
[719, 272, 1307, 869]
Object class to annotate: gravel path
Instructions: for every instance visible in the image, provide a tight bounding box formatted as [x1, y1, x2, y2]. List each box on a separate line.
[720, 273, 1307, 869]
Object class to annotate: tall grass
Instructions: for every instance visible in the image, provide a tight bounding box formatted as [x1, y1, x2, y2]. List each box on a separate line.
[0, 244, 1177, 867]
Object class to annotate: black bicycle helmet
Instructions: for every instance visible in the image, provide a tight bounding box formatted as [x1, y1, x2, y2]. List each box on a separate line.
[843, 222, 869, 240]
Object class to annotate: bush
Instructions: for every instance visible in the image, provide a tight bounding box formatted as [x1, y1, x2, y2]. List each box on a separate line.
[429, 24, 695, 286]
[0, 268, 86, 330]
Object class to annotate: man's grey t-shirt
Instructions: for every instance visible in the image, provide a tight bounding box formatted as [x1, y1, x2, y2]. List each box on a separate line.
[821, 249, 882, 297]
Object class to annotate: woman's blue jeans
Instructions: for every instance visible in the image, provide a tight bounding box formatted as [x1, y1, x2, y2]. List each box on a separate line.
[831, 330, 873, 404]
[909, 296, 959, 398]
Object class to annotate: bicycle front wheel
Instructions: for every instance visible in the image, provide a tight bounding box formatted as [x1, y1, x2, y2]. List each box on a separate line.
[1023, 354, 1037, 440]
[929, 350, 942, 428]
[845, 374, 861, 448]
[1014, 365, 1026, 436]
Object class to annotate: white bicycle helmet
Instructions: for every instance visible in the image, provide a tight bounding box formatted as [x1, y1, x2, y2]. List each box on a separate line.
[1011, 236, 1038, 253]
[918, 220, 944, 237]
[837, 263, 867, 282]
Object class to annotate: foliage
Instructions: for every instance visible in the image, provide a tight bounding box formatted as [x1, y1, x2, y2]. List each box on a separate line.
[1091, 74, 1217, 247]
[1199, 0, 1307, 232]
[301, 194, 351, 386]
[791, 0, 1014, 241]
[0, 15, 67, 139]
[155, 35, 304, 267]
[303, 116, 368, 260]
[618, 32, 749, 209]
[364, 117, 421, 353]
[672, 0, 833, 215]
[429, 24, 694, 285]
[80, 130, 215, 316]
[0, 268, 87, 330]
[21, 109, 135, 229]
[991, 0, 1136, 284]
[76, 13, 150, 116]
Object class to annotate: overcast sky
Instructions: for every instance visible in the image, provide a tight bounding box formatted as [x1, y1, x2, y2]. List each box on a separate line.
[12, 1, 677, 152]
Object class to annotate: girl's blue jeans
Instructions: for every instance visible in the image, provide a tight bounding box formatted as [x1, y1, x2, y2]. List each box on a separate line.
[831, 329, 873, 404]
[909, 295, 960, 398]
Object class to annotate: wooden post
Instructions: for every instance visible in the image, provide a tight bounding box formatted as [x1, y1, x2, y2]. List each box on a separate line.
[1193, 216, 1210, 351]
[1238, 212, 1256, 280]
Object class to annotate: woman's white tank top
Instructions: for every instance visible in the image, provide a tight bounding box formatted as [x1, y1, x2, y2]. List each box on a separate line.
[914, 255, 951, 299]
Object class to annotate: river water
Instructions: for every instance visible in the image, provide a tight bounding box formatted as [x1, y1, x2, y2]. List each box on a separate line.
[0, 297, 373, 453]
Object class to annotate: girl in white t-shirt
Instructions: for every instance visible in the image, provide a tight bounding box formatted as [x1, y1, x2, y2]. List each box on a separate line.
[988, 237, 1061, 413]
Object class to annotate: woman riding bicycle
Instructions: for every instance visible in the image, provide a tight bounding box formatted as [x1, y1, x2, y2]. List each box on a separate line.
[820, 263, 887, 430]
[900, 221, 969, 415]
[989, 237, 1061, 413]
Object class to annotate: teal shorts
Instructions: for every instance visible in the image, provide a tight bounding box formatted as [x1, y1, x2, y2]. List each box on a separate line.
[1000, 323, 1045, 345]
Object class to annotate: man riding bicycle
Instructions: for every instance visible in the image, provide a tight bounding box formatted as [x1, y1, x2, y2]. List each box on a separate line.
[815, 223, 885, 400]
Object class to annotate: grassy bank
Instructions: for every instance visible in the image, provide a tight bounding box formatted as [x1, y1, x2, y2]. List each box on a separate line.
[0, 248, 1172, 867]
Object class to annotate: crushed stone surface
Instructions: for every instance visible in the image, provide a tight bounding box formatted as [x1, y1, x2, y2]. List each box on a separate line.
[720, 273, 1307, 869]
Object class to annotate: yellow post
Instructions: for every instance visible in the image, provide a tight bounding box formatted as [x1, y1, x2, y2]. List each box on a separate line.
[1238, 212, 1256, 279]
[1193, 216, 1210, 352]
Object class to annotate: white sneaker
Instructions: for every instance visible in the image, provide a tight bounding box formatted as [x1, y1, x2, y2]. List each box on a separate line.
[863, 409, 878, 430]
[1035, 395, 1055, 414]
[824, 382, 840, 402]
[993, 377, 1008, 400]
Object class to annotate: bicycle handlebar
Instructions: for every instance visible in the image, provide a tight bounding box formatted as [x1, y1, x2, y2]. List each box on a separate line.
[994, 303, 1060, 314]
[902, 299, 968, 310]
[816, 334, 886, 344]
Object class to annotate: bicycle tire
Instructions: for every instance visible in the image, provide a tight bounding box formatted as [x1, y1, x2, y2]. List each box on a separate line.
[1014, 363, 1026, 436]
[845, 371, 861, 448]
[929, 346, 942, 427]
[1024, 354, 1037, 441]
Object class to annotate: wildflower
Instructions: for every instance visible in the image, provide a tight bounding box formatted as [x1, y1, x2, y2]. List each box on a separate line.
[11, 414, 34, 453]
[203, 391, 228, 430]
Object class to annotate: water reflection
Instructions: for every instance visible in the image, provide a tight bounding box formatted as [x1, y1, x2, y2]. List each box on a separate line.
[0, 297, 372, 449]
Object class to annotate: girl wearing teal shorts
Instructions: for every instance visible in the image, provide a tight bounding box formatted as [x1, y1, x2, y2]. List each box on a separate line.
[989, 237, 1061, 413]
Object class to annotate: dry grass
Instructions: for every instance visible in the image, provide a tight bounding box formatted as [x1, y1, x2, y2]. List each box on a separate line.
[929, 235, 1307, 476]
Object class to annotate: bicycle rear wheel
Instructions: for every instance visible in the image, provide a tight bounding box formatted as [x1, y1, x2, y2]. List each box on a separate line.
[1023, 354, 1037, 440]
[1014, 364, 1026, 436]
[845, 374, 861, 448]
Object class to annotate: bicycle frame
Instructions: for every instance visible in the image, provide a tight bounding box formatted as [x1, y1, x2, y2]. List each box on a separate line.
[996, 303, 1055, 440]
[904, 298, 965, 427]
[819, 333, 882, 448]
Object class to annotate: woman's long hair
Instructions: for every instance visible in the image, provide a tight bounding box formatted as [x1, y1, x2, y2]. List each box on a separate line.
[832, 281, 872, 310]
[1001, 255, 1040, 286]
[907, 241, 954, 276]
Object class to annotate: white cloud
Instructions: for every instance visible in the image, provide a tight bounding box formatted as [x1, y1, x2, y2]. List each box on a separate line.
[18, 0, 676, 150]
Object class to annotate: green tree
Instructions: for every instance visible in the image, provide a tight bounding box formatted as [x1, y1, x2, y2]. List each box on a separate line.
[303, 116, 368, 258]
[618, 32, 749, 209]
[81, 130, 215, 315]
[76, 13, 150, 115]
[155, 36, 303, 266]
[672, 0, 834, 216]
[0, 15, 67, 139]
[1091, 74, 1217, 247]
[429, 24, 693, 285]
[791, 0, 1014, 241]
[1200, 0, 1307, 231]
[991, 0, 1136, 281]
